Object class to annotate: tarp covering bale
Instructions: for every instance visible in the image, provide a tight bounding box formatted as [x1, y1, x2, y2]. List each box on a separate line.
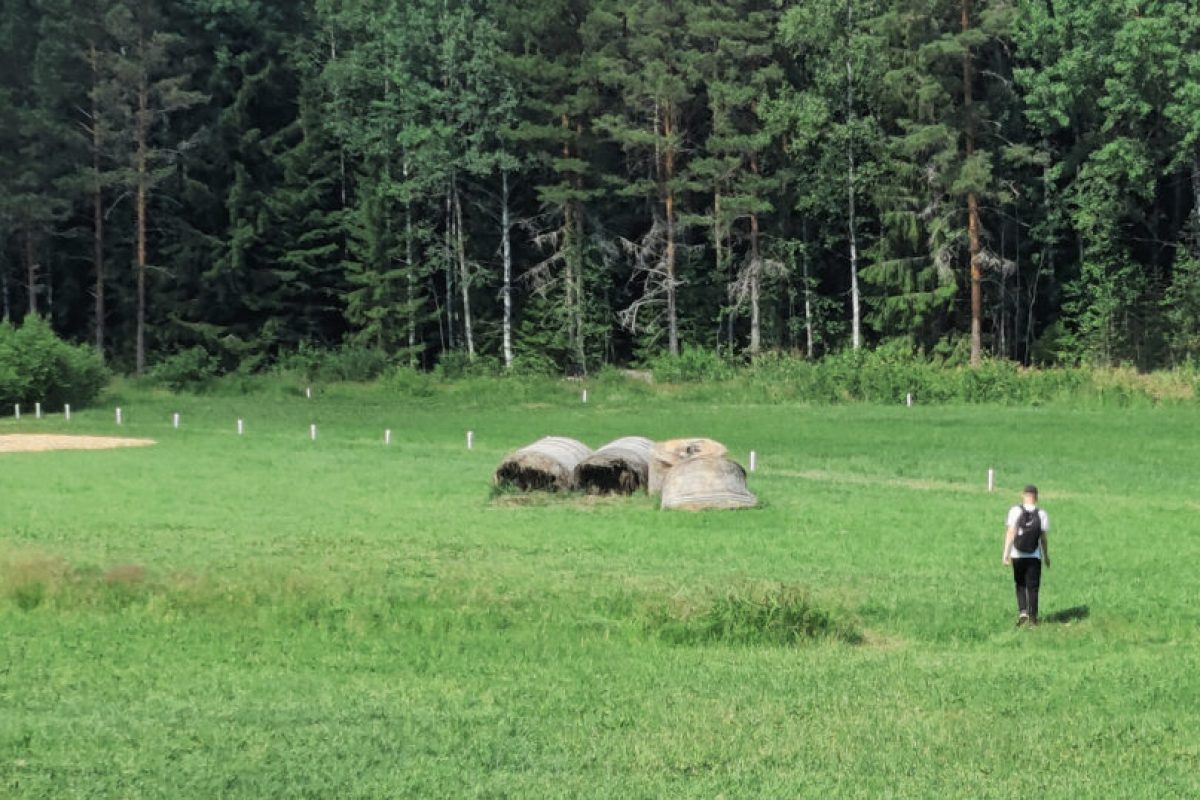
[660, 456, 757, 510]
[575, 436, 655, 495]
[648, 437, 728, 494]
[493, 436, 592, 492]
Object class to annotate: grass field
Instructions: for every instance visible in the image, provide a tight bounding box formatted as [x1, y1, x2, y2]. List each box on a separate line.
[2, 378, 1199, 798]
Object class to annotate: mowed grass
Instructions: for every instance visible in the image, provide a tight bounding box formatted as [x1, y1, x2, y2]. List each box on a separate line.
[2, 379, 1199, 798]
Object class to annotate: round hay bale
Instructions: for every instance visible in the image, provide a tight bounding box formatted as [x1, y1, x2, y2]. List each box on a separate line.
[660, 456, 757, 510]
[648, 437, 729, 494]
[575, 436, 655, 495]
[493, 436, 592, 492]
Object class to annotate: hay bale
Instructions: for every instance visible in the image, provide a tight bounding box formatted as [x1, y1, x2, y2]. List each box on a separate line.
[493, 436, 592, 492]
[575, 436, 655, 495]
[661, 456, 757, 510]
[648, 437, 729, 494]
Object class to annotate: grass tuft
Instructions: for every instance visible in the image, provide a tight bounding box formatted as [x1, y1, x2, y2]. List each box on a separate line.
[643, 580, 862, 646]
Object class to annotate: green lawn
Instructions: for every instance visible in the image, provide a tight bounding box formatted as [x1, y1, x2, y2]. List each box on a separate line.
[2, 380, 1198, 797]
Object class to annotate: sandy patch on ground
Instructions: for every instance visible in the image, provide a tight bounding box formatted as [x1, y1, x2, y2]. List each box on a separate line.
[0, 434, 157, 454]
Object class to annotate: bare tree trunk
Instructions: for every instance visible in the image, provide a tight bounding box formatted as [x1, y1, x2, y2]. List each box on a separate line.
[444, 183, 455, 350]
[501, 169, 513, 370]
[1, 260, 8, 321]
[24, 223, 37, 316]
[453, 183, 474, 360]
[1192, 151, 1200, 249]
[803, 221, 815, 358]
[403, 161, 417, 366]
[749, 156, 763, 355]
[663, 101, 679, 356]
[713, 190, 729, 346]
[847, 0, 862, 351]
[135, 68, 148, 376]
[963, 0, 983, 368]
[89, 42, 105, 357]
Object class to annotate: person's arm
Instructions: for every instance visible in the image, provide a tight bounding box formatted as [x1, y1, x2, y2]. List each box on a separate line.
[1002, 523, 1015, 565]
[1040, 532, 1050, 568]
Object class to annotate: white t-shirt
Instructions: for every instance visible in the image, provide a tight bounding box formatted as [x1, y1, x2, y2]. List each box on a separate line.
[1007, 504, 1049, 560]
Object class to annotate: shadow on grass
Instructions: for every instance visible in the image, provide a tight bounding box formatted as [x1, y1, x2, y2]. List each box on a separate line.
[1042, 605, 1089, 624]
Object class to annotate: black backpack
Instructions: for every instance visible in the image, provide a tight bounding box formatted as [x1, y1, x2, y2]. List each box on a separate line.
[1013, 506, 1043, 553]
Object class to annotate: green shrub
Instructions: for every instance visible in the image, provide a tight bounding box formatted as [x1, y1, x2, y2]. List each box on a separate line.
[0, 316, 109, 409]
[435, 351, 503, 379]
[648, 346, 737, 383]
[148, 347, 219, 392]
[276, 343, 393, 383]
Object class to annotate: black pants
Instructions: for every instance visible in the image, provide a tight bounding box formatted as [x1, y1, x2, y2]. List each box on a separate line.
[1012, 558, 1042, 619]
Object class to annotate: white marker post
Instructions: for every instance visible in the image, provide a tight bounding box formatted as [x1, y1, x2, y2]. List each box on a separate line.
[310, 423, 317, 442]
[237, 418, 244, 436]
[305, 386, 312, 400]
[115, 407, 122, 425]
[582, 389, 588, 404]
[906, 392, 913, 407]
[749, 450, 758, 472]
[987, 468, 995, 493]
[14, 404, 20, 420]
[466, 430, 474, 450]
[64, 404, 70, 421]
[35, 402, 41, 419]
[384, 429, 392, 446]
[173, 413, 180, 429]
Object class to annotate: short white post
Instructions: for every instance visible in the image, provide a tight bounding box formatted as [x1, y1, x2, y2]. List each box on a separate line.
[237, 418, 244, 436]
[906, 392, 913, 407]
[582, 389, 588, 404]
[987, 468, 995, 492]
[384, 429, 392, 446]
[64, 404, 71, 421]
[309, 423, 317, 441]
[35, 402, 41, 419]
[115, 407, 122, 425]
[305, 386, 312, 399]
[14, 404, 20, 420]
[749, 450, 758, 472]
[173, 413, 180, 429]
[466, 430, 474, 450]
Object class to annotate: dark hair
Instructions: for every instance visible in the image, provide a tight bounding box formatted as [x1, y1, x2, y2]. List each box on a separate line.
[1023, 484, 1039, 497]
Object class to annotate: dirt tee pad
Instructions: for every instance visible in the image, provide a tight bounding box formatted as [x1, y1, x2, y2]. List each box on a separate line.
[0, 434, 157, 454]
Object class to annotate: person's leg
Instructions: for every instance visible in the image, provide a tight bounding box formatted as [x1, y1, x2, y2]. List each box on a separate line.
[1025, 559, 1043, 623]
[1012, 560, 1029, 620]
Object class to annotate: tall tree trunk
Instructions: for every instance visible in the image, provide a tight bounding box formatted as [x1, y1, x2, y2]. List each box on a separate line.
[90, 41, 105, 357]
[847, 0, 862, 351]
[135, 66, 148, 376]
[963, 0, 983, 368]
[663, 101, 679, 356]
[749, 156, 762, 355]
[404, 173, 417, 366]
[500, 169, 513, 370]
[453, 183, 474, 360]
[1, 260, 8, 321]
[1192, 151, 1200, 250]
[444, 183, 455, 350]
[713, 189, 729, 346]
[24, 223, 37, 316]
[803, 220, 815, 358]
[574, 120, 588, 371]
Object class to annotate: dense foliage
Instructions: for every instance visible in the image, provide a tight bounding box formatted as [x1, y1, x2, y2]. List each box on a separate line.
[2, 0, 1198, 374]
[0, 316, 110, 407]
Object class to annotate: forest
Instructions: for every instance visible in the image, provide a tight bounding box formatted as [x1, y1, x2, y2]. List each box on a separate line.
[1, 0, 1198, 375]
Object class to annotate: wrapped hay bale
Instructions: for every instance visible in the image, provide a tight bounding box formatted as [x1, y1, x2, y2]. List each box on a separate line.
[660, 456, 757, 510]
[575, 436, 655, 495]
[648, 437, 728, 494]
[493, 436, 592, 491]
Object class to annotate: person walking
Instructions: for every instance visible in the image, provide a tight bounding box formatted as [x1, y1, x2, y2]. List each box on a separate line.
[1002, 484, 1050, 626]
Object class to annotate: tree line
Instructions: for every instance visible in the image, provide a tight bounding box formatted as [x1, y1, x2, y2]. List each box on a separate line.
[2, 0, 1198, 375]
